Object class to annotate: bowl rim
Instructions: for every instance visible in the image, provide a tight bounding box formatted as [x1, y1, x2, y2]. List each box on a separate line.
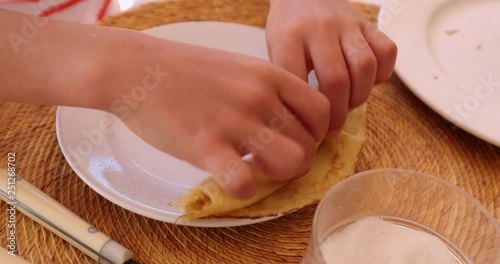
[315, 168, 500, 234]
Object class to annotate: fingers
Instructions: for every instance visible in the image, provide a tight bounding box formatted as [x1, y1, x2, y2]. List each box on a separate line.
[201, 140, 257, 200]
[267, 30, 331, 142]
[250, 132, 306, 182]
[274, 69, 331, 141]
[265, 105, 317, 178]
[267, 32, 309, 81]
[232, 113, 313, 183]
[201, 112, 316, 198]
[340, 28, 377, 109]
[309, 33, 350, 137]
[362, 21, 398, 84]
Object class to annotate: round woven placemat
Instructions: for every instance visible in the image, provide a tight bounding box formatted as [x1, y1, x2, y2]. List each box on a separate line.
[1, 1, 499, 263]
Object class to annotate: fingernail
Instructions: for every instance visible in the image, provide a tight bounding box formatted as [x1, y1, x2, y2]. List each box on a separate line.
[326, 129, 341, 138]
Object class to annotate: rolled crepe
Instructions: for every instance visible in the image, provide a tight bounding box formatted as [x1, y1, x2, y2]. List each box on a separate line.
[172, 104, 367, 221]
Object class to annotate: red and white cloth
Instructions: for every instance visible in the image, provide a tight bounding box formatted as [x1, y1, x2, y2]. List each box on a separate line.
[0, 0, 156, 24]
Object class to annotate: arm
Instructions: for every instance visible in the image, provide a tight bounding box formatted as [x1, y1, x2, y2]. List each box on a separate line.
[0, 9, 331, 199]
[0, 9, 149, 110]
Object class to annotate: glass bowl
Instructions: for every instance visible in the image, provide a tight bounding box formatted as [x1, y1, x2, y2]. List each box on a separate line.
[303, 169, 500, 264]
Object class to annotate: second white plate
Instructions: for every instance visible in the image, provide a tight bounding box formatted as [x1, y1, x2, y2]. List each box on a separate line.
[379, 0, 500, 146]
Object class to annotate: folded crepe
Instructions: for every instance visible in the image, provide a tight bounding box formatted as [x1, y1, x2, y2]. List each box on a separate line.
[171, 104, 367, 222]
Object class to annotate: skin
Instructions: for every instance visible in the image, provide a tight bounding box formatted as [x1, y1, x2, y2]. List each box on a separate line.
[0, 0, 396, 199]
[268, 0, 397, 136]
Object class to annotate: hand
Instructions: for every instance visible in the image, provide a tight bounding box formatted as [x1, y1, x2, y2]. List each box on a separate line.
[266, 0, 397, 137]
[0, 9, 330, 200]
[98, 35, 330, 199]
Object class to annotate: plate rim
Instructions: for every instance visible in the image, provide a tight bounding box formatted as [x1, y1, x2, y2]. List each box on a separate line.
[55, 21, 284, 227]
[378, 0, 500, 147]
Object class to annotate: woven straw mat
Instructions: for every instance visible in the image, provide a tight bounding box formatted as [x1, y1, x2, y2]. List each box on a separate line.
[0, 1, 499, 263]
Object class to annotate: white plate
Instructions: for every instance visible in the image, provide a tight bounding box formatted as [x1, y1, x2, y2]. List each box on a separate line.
[379, 0, 500, 146]
[56, 22, 293, 227]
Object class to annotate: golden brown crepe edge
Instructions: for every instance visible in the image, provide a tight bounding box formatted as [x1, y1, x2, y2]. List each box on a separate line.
[210, 104, 367, 218]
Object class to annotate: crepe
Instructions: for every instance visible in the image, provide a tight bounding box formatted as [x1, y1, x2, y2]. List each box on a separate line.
[171, 104, 367, 222]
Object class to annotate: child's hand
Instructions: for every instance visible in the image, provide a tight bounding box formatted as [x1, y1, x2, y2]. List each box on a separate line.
[101, 36, 330, 199]
[266, 0, 397, 137]
[0, 9, 333, 200]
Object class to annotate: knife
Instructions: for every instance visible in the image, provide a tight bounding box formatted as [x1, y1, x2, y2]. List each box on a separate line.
[0, 247, 30, 264]
[0, 169, 139, 264]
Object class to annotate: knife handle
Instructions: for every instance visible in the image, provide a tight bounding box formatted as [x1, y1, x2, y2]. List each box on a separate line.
[0, 169, 134, 264]
[0, 247, 30, 264]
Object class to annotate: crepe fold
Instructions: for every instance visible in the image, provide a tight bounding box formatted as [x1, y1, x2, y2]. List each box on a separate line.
[171, 104, 367, 222]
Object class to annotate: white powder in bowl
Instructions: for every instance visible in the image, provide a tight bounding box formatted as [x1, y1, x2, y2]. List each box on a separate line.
[319, 217, 461, 264]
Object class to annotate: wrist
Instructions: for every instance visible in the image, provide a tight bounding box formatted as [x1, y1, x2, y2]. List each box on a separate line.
[82, 28, 169, 113]
[0, 11, 170, 112]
